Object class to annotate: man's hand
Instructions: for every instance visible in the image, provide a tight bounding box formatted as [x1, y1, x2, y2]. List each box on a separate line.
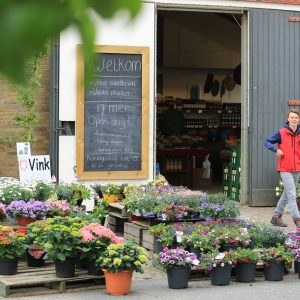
[277, 149, 284, 157]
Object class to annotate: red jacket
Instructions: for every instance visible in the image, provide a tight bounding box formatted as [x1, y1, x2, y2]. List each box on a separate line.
[278, 127, 300, 172]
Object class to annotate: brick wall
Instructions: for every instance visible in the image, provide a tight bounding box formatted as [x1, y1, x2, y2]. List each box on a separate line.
[0, 56, 50, 178]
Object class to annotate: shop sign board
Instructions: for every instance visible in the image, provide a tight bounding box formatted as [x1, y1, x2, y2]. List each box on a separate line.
[18, 155, 51, 183]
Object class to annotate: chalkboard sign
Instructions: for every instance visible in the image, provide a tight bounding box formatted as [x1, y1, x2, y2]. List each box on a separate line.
[76, 45, 149, 179]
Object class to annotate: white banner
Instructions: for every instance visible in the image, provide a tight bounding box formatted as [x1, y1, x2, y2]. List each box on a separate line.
[18, 155, 51, 183]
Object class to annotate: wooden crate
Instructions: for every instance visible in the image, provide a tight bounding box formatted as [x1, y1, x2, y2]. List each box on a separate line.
[0, 262, 105, 298]
[107, 215, 126, 234]
[141, 230, 155, 251]
[108, 202, 129, 219]
[124, 222, 146, 245]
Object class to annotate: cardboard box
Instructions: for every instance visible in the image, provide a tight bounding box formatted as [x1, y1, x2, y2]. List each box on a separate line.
[193, 168, 213, 188]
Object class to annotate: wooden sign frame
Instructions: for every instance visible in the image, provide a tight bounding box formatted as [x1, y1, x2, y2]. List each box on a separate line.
[76, 45, 149, 180]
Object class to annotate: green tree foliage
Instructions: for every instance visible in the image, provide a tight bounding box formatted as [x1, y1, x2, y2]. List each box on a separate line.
[0, 0, 141, 83]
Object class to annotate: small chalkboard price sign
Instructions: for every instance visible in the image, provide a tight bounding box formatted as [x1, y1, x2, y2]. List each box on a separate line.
[76, 45, 149, 179]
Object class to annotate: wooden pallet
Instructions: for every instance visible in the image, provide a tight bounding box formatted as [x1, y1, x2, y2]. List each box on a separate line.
[0, 262, 105, 297]
[124, 222, 146, 245]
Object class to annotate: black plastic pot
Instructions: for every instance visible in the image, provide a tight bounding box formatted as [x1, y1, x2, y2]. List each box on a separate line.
[55, 258, 76, 278]
[264, 261, 284, 281]
[26, 251, 45, 267]
[166, 267, 190, 289]
[295, 261, 299, 274]
[211, 264, 232, 286]
[190, 247, 202, 260]
[75, 257, 88, 269]
[87, 260, 104, 276]
[0, 258, 18, 275]
[262, 242, 277, 248]
[154, 238, 163, 253]
[235, 262, 256, 283]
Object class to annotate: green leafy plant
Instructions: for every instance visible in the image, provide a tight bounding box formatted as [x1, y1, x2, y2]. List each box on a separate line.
[32, 181, 55, 201]
[101, 184, 121, 195]
[92, 199, 109, 224]
[55, 183, 91, 206]
[96, 242, 148, 273]
[202, 251, 236, 271]
[259, 245, 293, 266]
[42, 222, 83, 262]
[148, 223, 167, 237]
[0, 183, 34, 204]
[0, 225, 26, 259]
[234, 247, 259, 264]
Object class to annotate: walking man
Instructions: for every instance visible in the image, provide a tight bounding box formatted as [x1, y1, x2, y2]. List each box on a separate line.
[264, 109, 300, 227]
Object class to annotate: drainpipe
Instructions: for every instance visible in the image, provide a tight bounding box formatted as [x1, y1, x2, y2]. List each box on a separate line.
[50, 37, 60, 182]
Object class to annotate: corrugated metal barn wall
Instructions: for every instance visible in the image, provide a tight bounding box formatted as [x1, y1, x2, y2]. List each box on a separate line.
[250, 9, 300, 206]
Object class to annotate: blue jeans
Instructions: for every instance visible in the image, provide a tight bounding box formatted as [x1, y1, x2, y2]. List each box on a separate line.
[273, 172, 300, 220]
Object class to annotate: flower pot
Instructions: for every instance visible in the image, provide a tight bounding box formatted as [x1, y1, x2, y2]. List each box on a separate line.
[103, 269, 133, 295]
[54, 258, 76, 278]
[295, 261, 299, 274]
[26, 250, 45, 267]
[102, 194, 118, 203]
[190, 247, 202, 260]
[221, 244, 239, 252]
[211, 264, 232, 286]
[262, 242, 277, 248]
[17, 216, 35, 226]
[0, 258, 18, 275]
[154, 237, 163, 253]
[235, 262, 256, 283]
[264, 261, 284, 281]
[87, 260, 103, 276]
[166, 267, 190, 289]
[75, 257, 88, 269]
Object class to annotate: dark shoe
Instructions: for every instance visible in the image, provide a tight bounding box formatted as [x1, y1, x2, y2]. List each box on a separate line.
[270, 215, 288, 227]
[294, 218, 300, 228]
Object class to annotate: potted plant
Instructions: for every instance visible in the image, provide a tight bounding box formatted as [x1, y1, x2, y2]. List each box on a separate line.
[234, 247, 259, 283]
[259, 245, 293, 281]
[0, 225, 26, 275]
[97, 242, 148, 295]
[158, 247, 199, 289]
[6, 199, 48, 226]
[92, 199, 109, 225]
[0, 183, 33, 204]
[202, 251, 235, 286]
[101, 184, 122, 203]
[42, 220, 83, 278]
[79, 223, 124, 275]
[32, 181, 55, 201]
[148, 223, 167, 253]
[25, 221, 50, 267]
[45, 200, 72, 217]
[253, 223, 287, 248]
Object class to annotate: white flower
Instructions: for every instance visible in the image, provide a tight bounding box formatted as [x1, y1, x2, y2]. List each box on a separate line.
[221, 263, 225, 267]
[212, 263, 216, 267]
[275, 187, 279, 191]
[192, 259, 200, 266]
[228, 261, 232, 265]
[276, 192, 280, 196]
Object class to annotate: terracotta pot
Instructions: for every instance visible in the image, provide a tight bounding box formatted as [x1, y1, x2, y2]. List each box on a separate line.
[103, 269, 133, 295]
[17, 216, 35, 227]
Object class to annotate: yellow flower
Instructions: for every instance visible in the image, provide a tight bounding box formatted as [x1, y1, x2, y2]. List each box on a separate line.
[44, 243, 53, 249]
[103, 258, 111, 264]
[138, 255, 147, 263]
[134, 261, 142, 266]
[124, 255, 131, 260]
[113, 258, 122, 265]
[109, 250, 116, 256]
